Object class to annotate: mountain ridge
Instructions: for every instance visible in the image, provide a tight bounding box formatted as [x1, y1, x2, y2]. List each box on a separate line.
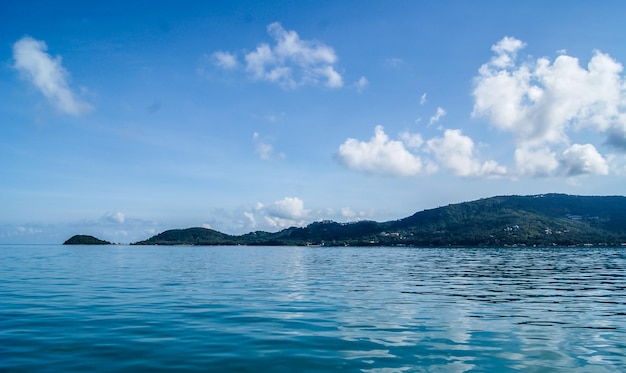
[131, 194, 626, 247]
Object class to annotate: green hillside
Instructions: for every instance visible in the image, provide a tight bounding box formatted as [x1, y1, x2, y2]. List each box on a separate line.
[133, 227, 237, 245]
[131, 194, 626, 247]
[64, 235, 112, 245]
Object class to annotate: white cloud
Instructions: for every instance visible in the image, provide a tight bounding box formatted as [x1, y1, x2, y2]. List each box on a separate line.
[202, 223, 212, 229]
[217, 22, 344, 89]
[399, 131, 423, 149]
[264, 113, 283, 123]
[429, 107, 446, 125]
[255, 197, 310, 229]
[269, 197, 308, 219]
[606, 153, 626, 175]
[231, 199, 379, 234]
[253, 132, 284, 161]
[384, 57, 404, 68]
[317, 66, 343, 88]
[339, 207, 374, 221]
[427, 129, 507, 177]
[420, 93, 427, 105]
[341, 207, 357, 218]
[490, 36, 526, 68]
[514, 146, 559, 177]
[212, 51, 238, 69]
[561, 143, 609, 176]
[243, 212, 256, 227]
[256, 142, 274, 161]
[101, 211, 125, 224]
[354, 76, 368, 93]
[17, 226, 42, 234]
[336, 125, 425, 177]
[13, 36, 91, 115]
[473, 36, 626, 149]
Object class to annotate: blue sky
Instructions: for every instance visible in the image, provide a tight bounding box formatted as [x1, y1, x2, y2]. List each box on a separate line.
[2, 1, 626, 244]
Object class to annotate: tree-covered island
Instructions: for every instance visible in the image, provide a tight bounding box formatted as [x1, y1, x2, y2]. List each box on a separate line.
[64, 235, 112, 245]
[130, 194, 626, 247]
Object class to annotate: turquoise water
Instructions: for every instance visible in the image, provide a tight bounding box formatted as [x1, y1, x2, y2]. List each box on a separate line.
[1, 245, 625, 372]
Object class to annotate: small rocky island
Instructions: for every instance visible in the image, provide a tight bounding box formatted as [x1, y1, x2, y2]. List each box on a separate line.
[64, 235, 112, 245]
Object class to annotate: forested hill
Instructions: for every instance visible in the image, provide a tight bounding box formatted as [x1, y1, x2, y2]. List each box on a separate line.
[133, 194, 626, 247]
[64, 235, 112, 245]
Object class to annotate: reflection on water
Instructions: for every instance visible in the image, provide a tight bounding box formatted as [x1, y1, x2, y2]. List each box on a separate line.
[1, 245, 625, 372]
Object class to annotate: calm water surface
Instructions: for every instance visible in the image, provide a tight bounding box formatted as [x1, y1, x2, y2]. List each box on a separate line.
[1, 245, 625, 372]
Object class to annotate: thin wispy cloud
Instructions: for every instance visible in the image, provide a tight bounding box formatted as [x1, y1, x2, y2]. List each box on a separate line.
[101, 211, 125, 224]
[354, 76, 368, 93]
[384, 57, 404, 68]
[253, 132, 284, 161]
[13, 36, 91, 115]
[429, 107, 446, 126]
[420, 93, 427, 105]
[211, 51, 238, 70]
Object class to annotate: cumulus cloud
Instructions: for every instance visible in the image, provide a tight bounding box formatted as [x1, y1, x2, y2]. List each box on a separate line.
[514, 146, 559, 177]
[336, 126, 505, 178]
[336, 125, 425, 177]
[471, 36, 626, 177]
[429, 107, 446, 126]
[472, 36, 626, 148]
[247, 197, 310, 229]
[335, 38, 623, 179]
[427, 129, 507, 177]
[13, 36, 91, 115]
[215, 22, 343, 89]
[236, 197, 378, 232]
[489, 36, 526, 68]
[197, 198, 384, 235]
[269, 197, 308, 219]
[560, 144, 609, 176]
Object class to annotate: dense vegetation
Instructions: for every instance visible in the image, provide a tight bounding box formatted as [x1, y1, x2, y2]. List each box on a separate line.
[133, 194, 626, 247]
[64, 235, 112, 245]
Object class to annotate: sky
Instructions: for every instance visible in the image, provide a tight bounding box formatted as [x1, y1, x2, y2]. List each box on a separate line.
[2, 1, 626, 244]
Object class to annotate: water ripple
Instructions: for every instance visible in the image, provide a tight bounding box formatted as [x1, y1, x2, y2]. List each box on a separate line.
[1, 245, 625, 372]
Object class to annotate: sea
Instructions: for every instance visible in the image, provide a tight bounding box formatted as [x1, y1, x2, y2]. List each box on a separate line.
[1, 245, 625, 372]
